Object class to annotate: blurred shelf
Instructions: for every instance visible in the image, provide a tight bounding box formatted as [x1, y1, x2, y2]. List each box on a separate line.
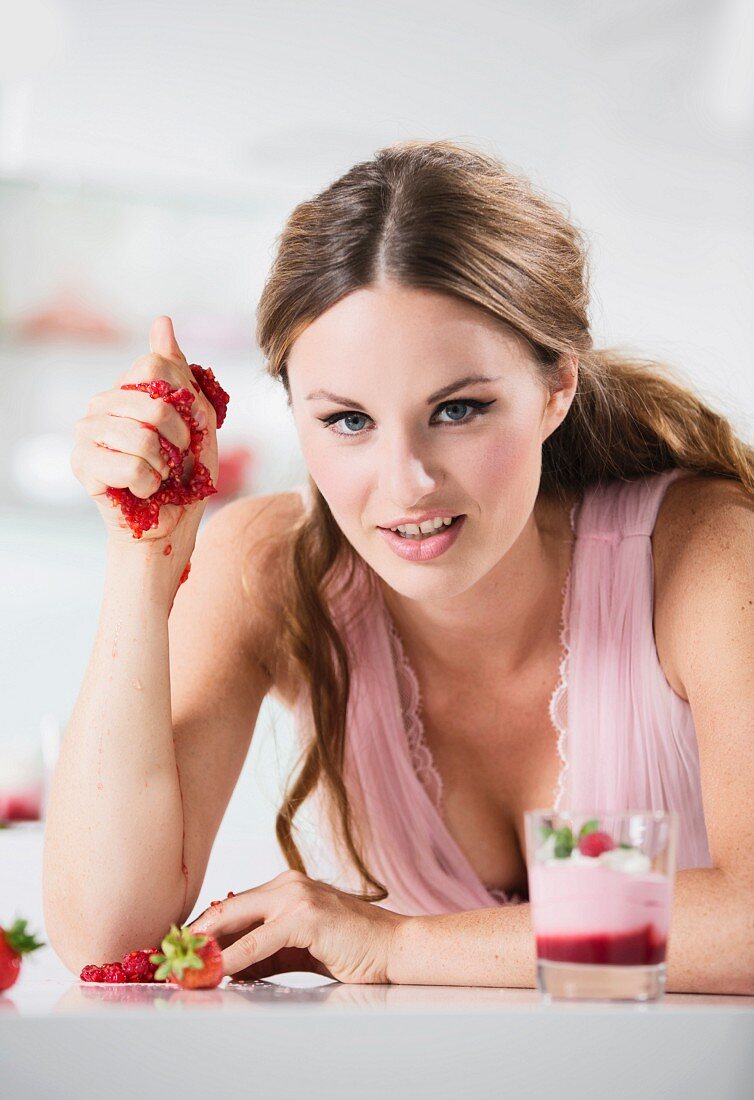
[0, 171, 300, 221]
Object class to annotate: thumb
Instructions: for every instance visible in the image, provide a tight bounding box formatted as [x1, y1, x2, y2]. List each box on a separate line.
[149, 315, 188, 366]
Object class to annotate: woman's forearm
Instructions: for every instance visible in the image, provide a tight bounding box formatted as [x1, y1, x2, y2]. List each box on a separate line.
[387, 903, 537, 988]
[387, 869, 754, 994]
[42, 542, 188, 973]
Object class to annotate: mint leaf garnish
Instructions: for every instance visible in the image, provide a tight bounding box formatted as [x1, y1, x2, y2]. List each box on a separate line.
[577, 819, 600, 841]
[553, 825, 574, 858]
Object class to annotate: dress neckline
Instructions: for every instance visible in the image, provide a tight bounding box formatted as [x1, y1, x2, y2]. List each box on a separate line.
[379, 491, 582, 905]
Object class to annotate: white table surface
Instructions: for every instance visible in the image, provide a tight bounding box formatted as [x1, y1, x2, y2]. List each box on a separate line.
[2, 949, 753, 1100]
[3, 827, 753, 1099]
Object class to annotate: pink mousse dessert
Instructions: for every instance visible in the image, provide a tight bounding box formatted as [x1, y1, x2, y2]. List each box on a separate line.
[528, 824, 672, 966]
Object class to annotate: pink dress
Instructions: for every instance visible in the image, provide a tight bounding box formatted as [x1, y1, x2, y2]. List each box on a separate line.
[290, 468, 712, 916]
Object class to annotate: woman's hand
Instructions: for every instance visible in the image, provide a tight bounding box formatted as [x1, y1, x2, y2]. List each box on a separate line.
[185, 870, 408, 984]
[71, 315, 219, 546]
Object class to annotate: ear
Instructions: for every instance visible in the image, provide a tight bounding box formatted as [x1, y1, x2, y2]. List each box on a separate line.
[541, 353, 578, 443]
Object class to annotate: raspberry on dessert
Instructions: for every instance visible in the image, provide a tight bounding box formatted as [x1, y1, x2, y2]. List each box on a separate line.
[577, 830, 616, 858]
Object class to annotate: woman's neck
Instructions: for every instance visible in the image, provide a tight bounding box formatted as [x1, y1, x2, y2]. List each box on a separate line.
[378, 488, 580, 681]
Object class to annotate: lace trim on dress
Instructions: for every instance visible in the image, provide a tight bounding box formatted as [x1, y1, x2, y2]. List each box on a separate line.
[385, 614, 445, 812]
[549, 496, 579, 814]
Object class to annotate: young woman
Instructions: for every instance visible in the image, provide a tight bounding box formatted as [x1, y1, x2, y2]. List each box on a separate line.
[45, 140, 754, 994]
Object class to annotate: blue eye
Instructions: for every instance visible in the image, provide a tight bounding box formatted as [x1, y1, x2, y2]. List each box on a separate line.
[319, 398, 496, 438]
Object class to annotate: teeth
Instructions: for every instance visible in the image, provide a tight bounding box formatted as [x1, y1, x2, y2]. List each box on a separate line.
[391, 516, 456, 538]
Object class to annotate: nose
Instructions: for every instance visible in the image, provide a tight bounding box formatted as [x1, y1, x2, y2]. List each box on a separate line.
[379, 430, 442, 506]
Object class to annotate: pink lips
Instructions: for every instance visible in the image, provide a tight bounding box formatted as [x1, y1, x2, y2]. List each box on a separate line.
[377, 514, 466, 562]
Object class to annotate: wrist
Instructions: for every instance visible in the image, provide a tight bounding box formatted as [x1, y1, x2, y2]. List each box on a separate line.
[104, 537, 187, 611]
[386, 914, 428, 985]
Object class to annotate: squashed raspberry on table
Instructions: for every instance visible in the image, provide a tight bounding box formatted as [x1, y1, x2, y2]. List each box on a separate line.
[105, 363, 230, 539]
[81, 945, 168, 984]
[99, 962, 128, 983]
[122, 948, 160, 983]
[80, 964, 105, 982]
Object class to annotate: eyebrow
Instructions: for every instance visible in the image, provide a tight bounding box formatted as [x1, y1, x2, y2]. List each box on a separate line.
[305, 373, 502, 411]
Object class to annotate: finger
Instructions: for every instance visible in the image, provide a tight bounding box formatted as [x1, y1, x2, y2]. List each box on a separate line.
[116, 353, 194, 397]
[221, 916, 300, 978]
[229, 946, 334, 982]
[78, 414, 173, 481]
[87, 389, 192, 453]
[187, 889, 275, 939]
[150, 315, 188, 367]
[72, 440, 165, 499]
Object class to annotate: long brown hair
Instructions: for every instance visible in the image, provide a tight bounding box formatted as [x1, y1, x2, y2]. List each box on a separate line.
[255, 138, 754, 902]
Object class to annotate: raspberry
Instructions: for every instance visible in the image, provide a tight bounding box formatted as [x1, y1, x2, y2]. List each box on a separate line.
[122, 948, 160, 983]
[105, 363, 229, 539]
[192, 364, 229, 429]
[80, 964, 105, 982]
[100, 962, 128, 983]
[578, 830, 616, 857]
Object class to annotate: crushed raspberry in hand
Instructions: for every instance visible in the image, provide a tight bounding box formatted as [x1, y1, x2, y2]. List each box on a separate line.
[105, 363, 230, 539]
[577, 830, 616, 857]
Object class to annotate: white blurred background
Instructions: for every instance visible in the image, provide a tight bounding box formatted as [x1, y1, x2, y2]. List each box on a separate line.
[1, 0, 753, 968]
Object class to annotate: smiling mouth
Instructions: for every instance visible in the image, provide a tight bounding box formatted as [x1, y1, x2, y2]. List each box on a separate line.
[387, 514, 465, 539]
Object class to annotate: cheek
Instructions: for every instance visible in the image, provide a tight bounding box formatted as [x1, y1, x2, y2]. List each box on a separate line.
[300, 433, 365, 519]
[471, 419, 540, 493]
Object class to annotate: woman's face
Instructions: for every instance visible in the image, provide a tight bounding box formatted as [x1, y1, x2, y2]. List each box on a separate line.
[287, 282, 573, 601]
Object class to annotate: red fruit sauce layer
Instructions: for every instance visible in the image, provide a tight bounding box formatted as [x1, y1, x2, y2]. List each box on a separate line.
[536, 926, 667, 966]
[105, 363, 229, 539]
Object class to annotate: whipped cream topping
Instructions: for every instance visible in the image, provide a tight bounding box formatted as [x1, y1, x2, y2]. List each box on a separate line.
[533, 835, 652, 874]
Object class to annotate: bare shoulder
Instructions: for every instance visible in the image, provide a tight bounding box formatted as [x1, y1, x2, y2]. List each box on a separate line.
[653, 471, 753, 562]
[652, 471, 754, 698]
[198, 487, 307, 684]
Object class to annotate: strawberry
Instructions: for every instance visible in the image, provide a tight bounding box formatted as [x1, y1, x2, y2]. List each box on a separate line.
[0, 917, 45, 992]
[578, 830, 616, 857]
[150, 923, 224, 989]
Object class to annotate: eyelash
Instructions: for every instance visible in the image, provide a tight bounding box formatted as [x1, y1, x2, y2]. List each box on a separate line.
[318, 398, 496, 439]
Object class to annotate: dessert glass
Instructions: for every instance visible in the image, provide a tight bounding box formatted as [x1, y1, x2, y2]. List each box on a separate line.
[524, 809, 679, 1002]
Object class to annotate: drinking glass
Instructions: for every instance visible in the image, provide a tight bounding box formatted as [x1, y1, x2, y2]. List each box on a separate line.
[524, 809, 679, 1002]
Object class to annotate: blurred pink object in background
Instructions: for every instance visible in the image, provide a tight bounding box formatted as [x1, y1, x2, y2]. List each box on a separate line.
[0, 788, 42, 823]
[0, 743, 44, 823]
[215, 442, 255, 501]
[12, 284, 125, 343]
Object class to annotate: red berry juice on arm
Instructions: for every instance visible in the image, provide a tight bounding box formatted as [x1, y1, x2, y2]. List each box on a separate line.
[524, 810, 678, 1002]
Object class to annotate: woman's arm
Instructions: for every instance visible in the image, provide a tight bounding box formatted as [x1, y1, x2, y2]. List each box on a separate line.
[42, 542, 189, 972]
[43, 495, 282, 974]
[387, 867, 752, 994]
[389, 478, 754, 995]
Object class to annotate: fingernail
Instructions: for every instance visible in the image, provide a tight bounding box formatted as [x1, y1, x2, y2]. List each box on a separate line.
[195, 411, 207, 430]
